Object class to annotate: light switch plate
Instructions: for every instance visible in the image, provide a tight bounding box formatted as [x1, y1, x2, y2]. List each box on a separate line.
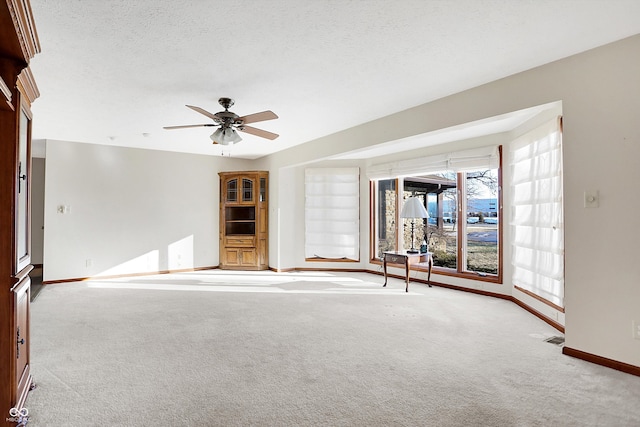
[584, 190, 599, 208]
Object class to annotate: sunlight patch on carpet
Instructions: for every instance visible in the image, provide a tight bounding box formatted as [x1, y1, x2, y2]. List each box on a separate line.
[86, 281, 423, 296]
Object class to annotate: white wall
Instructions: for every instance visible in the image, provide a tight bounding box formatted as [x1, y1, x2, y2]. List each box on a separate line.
[43, 140, 252, 281]
[30, 157, 45, 265]
[263, 35, 640, 368]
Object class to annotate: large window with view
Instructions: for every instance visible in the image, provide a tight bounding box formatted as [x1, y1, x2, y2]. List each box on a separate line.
[370, 146, 502, 281]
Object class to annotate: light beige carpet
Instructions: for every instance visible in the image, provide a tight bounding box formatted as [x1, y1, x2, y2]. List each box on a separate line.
[25, 270, 640, 426]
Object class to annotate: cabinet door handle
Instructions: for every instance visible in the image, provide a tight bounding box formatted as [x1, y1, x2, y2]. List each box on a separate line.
[18, 161, 27, 193]
[16, 327, 25, 359]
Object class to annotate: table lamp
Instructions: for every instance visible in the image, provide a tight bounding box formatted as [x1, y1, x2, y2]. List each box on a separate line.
[400, 196, 429, 254]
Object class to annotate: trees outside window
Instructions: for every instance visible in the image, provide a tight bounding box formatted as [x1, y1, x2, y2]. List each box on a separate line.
[465, 169, 499, 274]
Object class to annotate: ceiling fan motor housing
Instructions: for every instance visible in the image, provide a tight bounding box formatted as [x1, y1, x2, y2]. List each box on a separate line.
[216, 111, 241, 128]
[218, 97, 235, 110]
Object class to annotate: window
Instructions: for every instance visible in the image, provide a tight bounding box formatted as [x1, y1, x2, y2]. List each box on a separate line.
[465, 169, 499, 274]
[370, 146, 501, 280]
[305, 168, 360, 261]
[402, 174, 458, 269]
[375, 178, 397, 256]
[510, 118, 563, 307]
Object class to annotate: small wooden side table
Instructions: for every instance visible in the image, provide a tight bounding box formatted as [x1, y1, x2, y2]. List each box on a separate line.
[382, 251, 433, 292]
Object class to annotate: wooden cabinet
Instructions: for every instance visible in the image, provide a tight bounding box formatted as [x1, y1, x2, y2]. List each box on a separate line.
[219, 171, 268, 270]
[1, 1, 40, 424]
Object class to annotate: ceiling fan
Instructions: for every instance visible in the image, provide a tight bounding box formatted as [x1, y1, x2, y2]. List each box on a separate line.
[163, 97, 279, 145]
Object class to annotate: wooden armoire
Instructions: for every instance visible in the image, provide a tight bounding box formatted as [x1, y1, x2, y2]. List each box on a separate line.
[0, 1, 40, 424]
[219, 171, 269, 270]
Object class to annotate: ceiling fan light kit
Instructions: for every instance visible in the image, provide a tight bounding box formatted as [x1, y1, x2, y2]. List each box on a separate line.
[164, 97, 279, 145]
[210, 127, 242, 145]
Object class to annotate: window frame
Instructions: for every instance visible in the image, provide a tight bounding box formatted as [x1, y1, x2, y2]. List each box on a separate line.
[369, 147, 503, 284]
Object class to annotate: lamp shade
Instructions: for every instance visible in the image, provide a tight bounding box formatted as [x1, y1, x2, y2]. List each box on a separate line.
[226, 128, 242, 144]
[400, 196, 429, 219]
[211, 127, 243, 145]
[210, 128, 224, 144]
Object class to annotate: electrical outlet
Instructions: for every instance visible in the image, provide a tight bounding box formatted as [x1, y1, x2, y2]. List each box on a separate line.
[85, 259, 93, 268]
[633, 321, 640, 340]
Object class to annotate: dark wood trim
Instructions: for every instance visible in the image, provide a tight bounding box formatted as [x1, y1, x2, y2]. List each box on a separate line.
[179, 266, 218, 273]
[17, 67, 38, 106]
[369, 180, 375, 261]
[563, 346, 640, 377]
[514, 285, 565, 313]
[12, 264, 32, 289]
[421, 265, 501, 283]
[42, 266, 219, 285]
[456, 172, 464, 269]
[6, 0, 41, 60]
[369, 178, 401, 263]
[269, 267, 296, 273]
[392, 178, 399, 250]
[293, 267, 365, 273]
[0, 76, 11, 108]
[496, 145, 503, 284]
[511, 294, 564, 332]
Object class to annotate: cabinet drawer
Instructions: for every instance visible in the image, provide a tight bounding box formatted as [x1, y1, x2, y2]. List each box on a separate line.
[225, 236, 254, 247]
[384, 254, 405, 264]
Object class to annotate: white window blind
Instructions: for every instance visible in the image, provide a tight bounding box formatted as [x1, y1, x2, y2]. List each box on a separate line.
[510, 117, 564, 307]
[305, 168, 359, 260]
[367, 145, 499, 180]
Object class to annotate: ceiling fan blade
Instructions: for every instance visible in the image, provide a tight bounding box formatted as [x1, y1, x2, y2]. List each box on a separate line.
[237, 110, 278, 125]
[238, 125, 279, 140]
[186, 105, 219, 121]
[163, 124, 214, 130]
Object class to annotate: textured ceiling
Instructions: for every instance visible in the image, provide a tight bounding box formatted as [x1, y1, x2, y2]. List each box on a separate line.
[28, 0, 640, 159]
